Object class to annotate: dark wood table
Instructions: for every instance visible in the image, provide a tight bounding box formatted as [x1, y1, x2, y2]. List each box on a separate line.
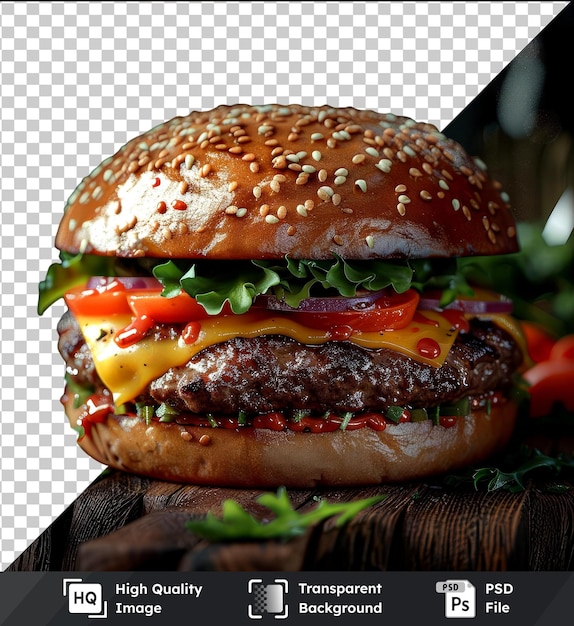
[8, 430, 574, 572]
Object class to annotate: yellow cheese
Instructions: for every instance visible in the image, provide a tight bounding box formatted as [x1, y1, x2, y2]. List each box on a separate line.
[75, 311, 459, 405]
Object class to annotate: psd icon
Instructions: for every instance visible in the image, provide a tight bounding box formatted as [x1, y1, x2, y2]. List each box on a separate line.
[63, 578, 108, 619]
[436, 579, 476, 618]
[248, 579, 288, 619]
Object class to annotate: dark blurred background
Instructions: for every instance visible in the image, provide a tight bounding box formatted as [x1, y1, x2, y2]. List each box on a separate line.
[444, 2, 574, 336]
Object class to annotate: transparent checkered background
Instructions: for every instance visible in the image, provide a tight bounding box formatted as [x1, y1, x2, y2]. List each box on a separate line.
[0, 1, 566, 570]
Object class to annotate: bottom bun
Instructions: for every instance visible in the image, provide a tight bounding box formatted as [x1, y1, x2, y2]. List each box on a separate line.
[64, 395, 518, 487]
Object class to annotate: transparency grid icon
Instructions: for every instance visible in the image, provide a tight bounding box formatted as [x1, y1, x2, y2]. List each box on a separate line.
[0, 1, 565, 570]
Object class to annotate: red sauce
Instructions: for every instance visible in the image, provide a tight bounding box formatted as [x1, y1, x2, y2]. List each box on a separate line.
[439, 415, 458, 428]
[327, 325, 354, 341]
[182, 321, 201, 345]
[152, 177, 161, 187]
[77, 393, 114, 440]
[441, 309, 470, 333]
[416, 337, 441, 359]
[172, 199, 187, 210]
[114, 315, 155, 348]
[157, 201, 167, 214]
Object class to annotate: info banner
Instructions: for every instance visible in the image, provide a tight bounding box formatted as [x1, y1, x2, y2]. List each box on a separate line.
[0, 571, 572, 625]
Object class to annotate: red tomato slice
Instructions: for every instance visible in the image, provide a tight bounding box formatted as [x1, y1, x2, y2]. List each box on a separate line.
[524, 358, 574, 418]
[520, 321, 556, 364]
[64, 280, 132, 317]
[127, 291, 208, 324]
[550, 334, 574, 361]
[279, 289, 420, 332]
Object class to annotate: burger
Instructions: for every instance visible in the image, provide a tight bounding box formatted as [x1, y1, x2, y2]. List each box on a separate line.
[39, 104, 527, 487]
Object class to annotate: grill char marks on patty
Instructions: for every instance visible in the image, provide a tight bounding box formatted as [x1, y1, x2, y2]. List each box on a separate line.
[58, 311, 523, 416]
[149, 319, 522, 415]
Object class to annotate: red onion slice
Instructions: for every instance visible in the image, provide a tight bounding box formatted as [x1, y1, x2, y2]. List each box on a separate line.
[254, 289, 388, 313]
[418, 295, 513, 314]
[87, 276, 162, 290]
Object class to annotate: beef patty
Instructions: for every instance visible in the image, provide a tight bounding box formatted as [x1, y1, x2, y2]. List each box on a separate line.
[58, 311, 523, 417]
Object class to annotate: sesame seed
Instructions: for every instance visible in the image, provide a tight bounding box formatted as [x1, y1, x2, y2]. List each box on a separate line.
[253, 186, 262, 199]
[488, 229, 497, 244]
[302, 164, 316, 174]
[462, 205, 472, 221]
[242, 152, 256, 162]
[438, 179, 450, 190]
[487, 201, 499, 215]
[460, 166, 473, 177]
[199, 434, 211, 446]
[250, 162, 260, 173]
[452, 199, 460, 211]
[397, 194, 411, 204]
[341, 207, 353, 214]
[317, 186, 334, 201]
[277, 205, 287, 219]
[296, 204, 308, 217]
[396, 150, 407, 163]
[507, 226, 516, 238]
[287, 163, 302, 172]
[273, 174, 287, 182]
[422, 163, 433, 175]
[296, 173, 309, 185]
[366, 235, 375, 248]
[228, 146, 243, 154]
[304, 199, 315, 210]
[365, 147, 379, 158]
[259, 204, 270, 217]
[383, 147, 394, 160]
[311, 132, 324, 141]
[272, 155, 287, 169]
[355, 179, 367, 193]
[408, 167, 422, 178]
[335, 168, 349, 177]
[482, 216, 490, 231]
[394, 184, 407, 193]
[318, 169, 328, 182]
[237, 136, 251, 144]
[397, 203, 406, 216]
[437, 191, 445, 199]
[180, 431, 193, 442]
[375, 159, 392, 173]
[179, 181, 188, 194]
[352, 154, 366, 164]
[419, 190, 432, 201]
[287, 225, 297, 236]
[265, 214, 280, 224]
[286, 153, 300, 163]
[333, 235, 344, 246]
[334, 176, 347, 186]
[200, 164, 212, 177]
[270, 180, 281, 193]
[312, 150, 322, 161]
[403, 145, 417, 158]
[332, 193, 342, 206]
[236, 207, 248, 218]
[265, 139, 279, 147]
[441, 169, 453, 181]
[225, 205, 238, 214]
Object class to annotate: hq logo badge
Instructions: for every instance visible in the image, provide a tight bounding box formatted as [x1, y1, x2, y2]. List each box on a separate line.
[63, 578, 108, 619]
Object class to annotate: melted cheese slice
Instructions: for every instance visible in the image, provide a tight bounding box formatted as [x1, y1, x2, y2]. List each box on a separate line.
[75, 311, 460, 405]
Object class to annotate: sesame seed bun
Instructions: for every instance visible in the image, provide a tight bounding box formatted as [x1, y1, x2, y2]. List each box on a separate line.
[55, 104, 518, 260]
[63, 392, 518, 487]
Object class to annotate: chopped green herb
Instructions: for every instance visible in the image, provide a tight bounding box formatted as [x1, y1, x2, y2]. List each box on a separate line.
[186, 487, 386, 542]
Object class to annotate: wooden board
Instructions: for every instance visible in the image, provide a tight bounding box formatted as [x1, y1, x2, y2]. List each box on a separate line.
[7, 463, 574, 572]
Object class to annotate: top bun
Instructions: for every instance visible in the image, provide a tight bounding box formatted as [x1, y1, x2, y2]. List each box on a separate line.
[55, 104, 518, 260]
